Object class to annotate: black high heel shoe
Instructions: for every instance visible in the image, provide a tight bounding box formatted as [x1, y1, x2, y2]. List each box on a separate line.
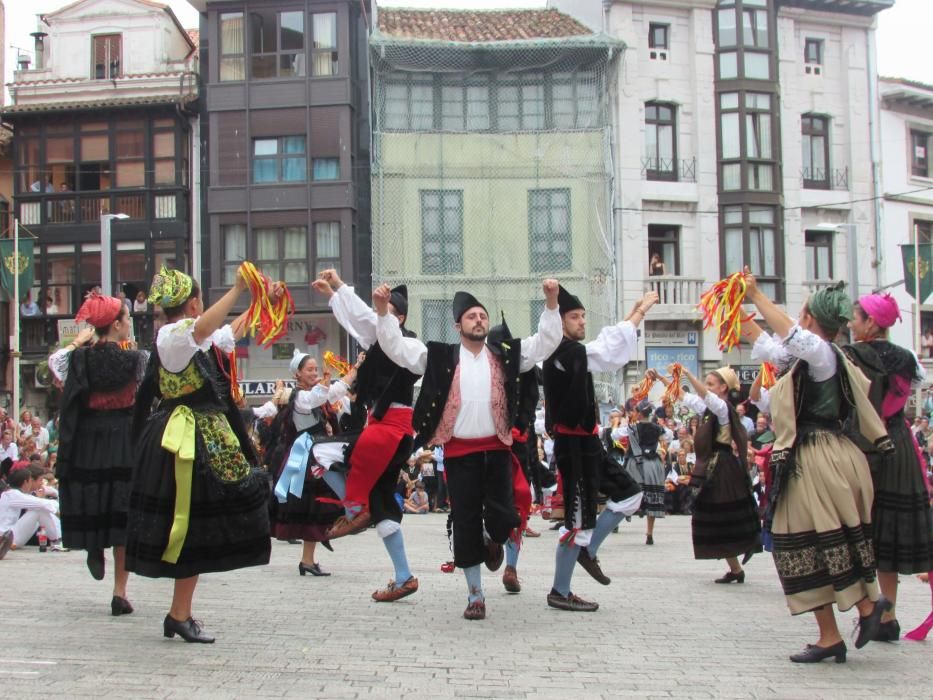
[714, 570, 745, 584]
[163, 615, 215, 643]
[789, 641, 846, 664]
[111, 596, 134, 616]
[298, 562, 331, 577]
[855, 596, 892, 649]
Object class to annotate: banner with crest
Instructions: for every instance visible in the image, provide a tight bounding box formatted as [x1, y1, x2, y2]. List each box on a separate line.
[0, 238, 34, 302]
[901, 243, 933, 303]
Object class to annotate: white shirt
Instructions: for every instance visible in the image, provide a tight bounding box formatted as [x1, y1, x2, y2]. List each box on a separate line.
[329, 285, 378, 349]
[157, 318, 236, 374]
[754, 324, 836, 383]
[681, 391, 730, 426]
[31, 427, 50, 452]
[751, 387, 771, 414]
[0, 442, 18, 462]
[579, 320, 639, 373]
[251, 401, 278, 420]
[0, 489, 58, 531]
[739, 415, 755, 434]
[453, 345, 496, 438]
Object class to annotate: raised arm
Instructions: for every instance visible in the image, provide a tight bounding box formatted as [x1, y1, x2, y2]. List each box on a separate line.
[373, 284, 427, 375]
[193, 268, 247, 346]
[587, 292, 658, 373]
[519, 279, 561, 372]
[313, 270, 378, 348]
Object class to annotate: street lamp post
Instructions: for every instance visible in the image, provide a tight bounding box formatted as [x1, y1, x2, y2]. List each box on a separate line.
[100, 213, 129, 296]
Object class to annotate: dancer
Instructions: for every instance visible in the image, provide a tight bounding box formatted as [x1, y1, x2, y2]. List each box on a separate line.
[843, 293, 933, 641]
[50, 294, 146, 615]
[623, 391, 666, 545]
[264, 349, 346, 577]
[741, 271, 893, 663]
[311, 270, 421, 602]
[543, 286, 657, 612]
[126, 266, 271, 643]
[676, 365, 760, 582]
[376, 280, 562, 620]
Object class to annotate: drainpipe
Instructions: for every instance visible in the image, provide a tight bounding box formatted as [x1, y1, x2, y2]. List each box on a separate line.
[866, 26, 883, 289]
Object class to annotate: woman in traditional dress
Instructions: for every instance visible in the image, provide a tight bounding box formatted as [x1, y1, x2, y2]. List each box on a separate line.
[742, 271, 893, 663]
[264, 349, 349, 576]
[622, 391, 666, 545]
[125, 267, 272, 643]
[843, 293, 933, 641]
[676, 365, 760, 584]
[50, 294, 146, 616]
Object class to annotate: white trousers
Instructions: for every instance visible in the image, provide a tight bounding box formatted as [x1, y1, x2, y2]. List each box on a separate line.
[12, 510, 61, 546]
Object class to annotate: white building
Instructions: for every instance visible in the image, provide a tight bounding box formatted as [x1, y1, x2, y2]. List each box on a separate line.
[550, 0, 894, 387]
[878, 77, 933, 353]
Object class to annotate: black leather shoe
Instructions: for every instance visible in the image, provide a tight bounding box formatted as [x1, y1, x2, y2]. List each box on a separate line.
[86, 549, 105, 581]
[855, 597, 892, 649]
[163, 615, 215, 643]
[874, 619, 901, 642]
[111, 596, 134, 616]
[299, 562, 331, 577]
[646, 535, 654, 545]
[789, 641, 846, 664]
[321, 540, 334, 552]
[484, 542, 504, 572]
[577, 547, 611, 585]
[714, 570, 745, 584]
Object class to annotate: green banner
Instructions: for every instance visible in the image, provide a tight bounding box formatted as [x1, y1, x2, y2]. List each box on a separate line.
[902, 243, 933, 303]
[0, 238, 34, 302]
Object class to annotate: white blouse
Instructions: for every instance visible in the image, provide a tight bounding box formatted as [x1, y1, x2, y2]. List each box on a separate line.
[681, 391, 729, 426]
[329, 285, 378, 350]
[157, 318, 236, 374]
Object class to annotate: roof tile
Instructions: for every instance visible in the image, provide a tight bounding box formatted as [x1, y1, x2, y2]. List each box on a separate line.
[377, 9, 592, 43]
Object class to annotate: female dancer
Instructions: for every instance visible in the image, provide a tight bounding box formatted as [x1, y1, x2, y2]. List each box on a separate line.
[844, 293, 933, 641]
[126, 266, 272, 643]
[50, 294, 146, 615]
[264, 349, 349, 576]
[742, 271, 892, 662]
[676, 365, 760, 583]
[623, 390, 666, 545]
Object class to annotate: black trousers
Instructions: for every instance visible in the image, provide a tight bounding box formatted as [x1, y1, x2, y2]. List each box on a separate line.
[369, 436, 413, 526]
[445, 449, 520, 568]
[554, 434, 603, 532]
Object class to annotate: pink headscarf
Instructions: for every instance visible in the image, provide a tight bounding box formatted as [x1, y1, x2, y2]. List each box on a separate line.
[858, 293, 901, 329]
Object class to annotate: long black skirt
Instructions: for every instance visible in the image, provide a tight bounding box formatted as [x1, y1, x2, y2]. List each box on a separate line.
[125, 408, 271, 579]
[58, 410, 133, 551]
[269, 469, 343, 543]
[870, 417, 933, 574]
[691, 451, 761, 560]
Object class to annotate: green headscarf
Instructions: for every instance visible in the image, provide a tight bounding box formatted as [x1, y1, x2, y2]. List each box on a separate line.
[806, 280, 851, 334]
[148, 265, 194, 309]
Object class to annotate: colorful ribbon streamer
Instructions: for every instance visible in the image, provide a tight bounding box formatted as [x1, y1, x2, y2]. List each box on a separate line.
[663, 363, 684, 412]
[274, 433, 314, 503]
[697, 272, 756, 353]
[160, 406, 196, 564]
[759, 362, 778, 389]
[240, 261, 295, 348]
[323, 350, 352, 377]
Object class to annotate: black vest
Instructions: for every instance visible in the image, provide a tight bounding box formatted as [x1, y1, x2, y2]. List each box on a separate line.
[412, 340, 523, 441]
[355, 331, 419, 419]
[514, 367, 540, 434]
[543, 337, 597, 433]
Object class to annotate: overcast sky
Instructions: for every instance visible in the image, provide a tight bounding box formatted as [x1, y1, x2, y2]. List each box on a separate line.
[3, 0, 931, 98]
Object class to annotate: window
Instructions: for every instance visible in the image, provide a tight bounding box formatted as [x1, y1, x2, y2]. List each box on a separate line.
[916, 220, 933, 244]
[717, 9, 737, 47]
[153, 129, 178, 186]
[222, 224, 246, 285]
[312, 157, 339, 180]
[742, 8, 768, 48]
[802, 115, 829, 189]
[529, 189, 571, 272]
[551, 70, 599, 129]
[804, 38, 823, 75]
[220, 12, 245, 81]
[912, 130, 931, 178]
[252, 137, 306, 183]
[314, 222, 341, 275]
[648, 23, 669, 49]
[251, 9, 305, 79]
[422, 299, 458, 343]
[421, 190, 463, 274]
[115, 127, 145, 188]
[722, 205, 780, 300]
[645, 102, 677, 181]
[311, 13, 338, 76]
[92, 34, 121, 80]
[718, 92, 774, 192]
[383, 74, 434, 131]
[648, 225, 680, 275]
[805, 230, 833, 281]
[498, 74, 545, 131]
[715, 3, 771, 80]
[256, 226, 308, 283]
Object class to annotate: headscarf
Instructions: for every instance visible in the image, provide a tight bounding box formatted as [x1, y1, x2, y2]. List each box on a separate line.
[75, 292, 122, 328]
[806, 281, 852, 334]
[858, 293, 901, 329]
[289, 348, 310, 375]
[148, 265, 193, 309]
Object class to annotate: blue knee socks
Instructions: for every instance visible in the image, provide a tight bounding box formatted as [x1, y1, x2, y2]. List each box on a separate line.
[505, 538, 520, 569]
[552, 542, 580, 597]
[382, 529, 413, 584]
[587, 509, 626, 558]
[464, 564, 484, 603]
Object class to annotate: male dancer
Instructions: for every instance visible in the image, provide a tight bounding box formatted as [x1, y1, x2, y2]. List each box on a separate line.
[376, 281, 561, 620]
[311, 270, 420, 602]
[544, 286, 658, 611]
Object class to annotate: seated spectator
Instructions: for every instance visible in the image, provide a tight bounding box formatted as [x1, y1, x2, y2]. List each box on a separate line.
[0, 429, 18, 465]
[404, 482, 430, 514]
[0, 466, 66, 558]
[397, 456, 420, 499]
[750, 413, 775, 449]
[19, 409, 32, 438]
[18, 437, 37, 462]
[417, 449, 438, 511]
[29, 417, 50, 458]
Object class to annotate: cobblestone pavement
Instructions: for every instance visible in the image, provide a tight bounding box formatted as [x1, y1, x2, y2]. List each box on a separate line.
[1, 513, 930, 699]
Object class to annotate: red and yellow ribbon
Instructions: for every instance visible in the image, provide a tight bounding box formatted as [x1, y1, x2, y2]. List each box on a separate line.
[323, 351, 352, 377]
[759, 362, 778, 390]
[697, 272, 756, 353]
[630, 374, 655, 406]
[240, 261, 295, 348]
[663, 364, 684, 413]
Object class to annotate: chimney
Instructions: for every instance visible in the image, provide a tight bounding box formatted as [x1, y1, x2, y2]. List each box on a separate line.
[17, 53, 31, 71]
[30, 31, 47, 70]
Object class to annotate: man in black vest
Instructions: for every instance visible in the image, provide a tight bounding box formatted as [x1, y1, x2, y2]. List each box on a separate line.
[375, 280, 561, 620]
[311, 270, 421, 603]
[544, 286, 658, 611]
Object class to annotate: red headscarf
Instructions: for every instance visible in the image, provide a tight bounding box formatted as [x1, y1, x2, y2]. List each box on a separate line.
[858, 293, 901, 329]
[75, 293, 123, 328]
